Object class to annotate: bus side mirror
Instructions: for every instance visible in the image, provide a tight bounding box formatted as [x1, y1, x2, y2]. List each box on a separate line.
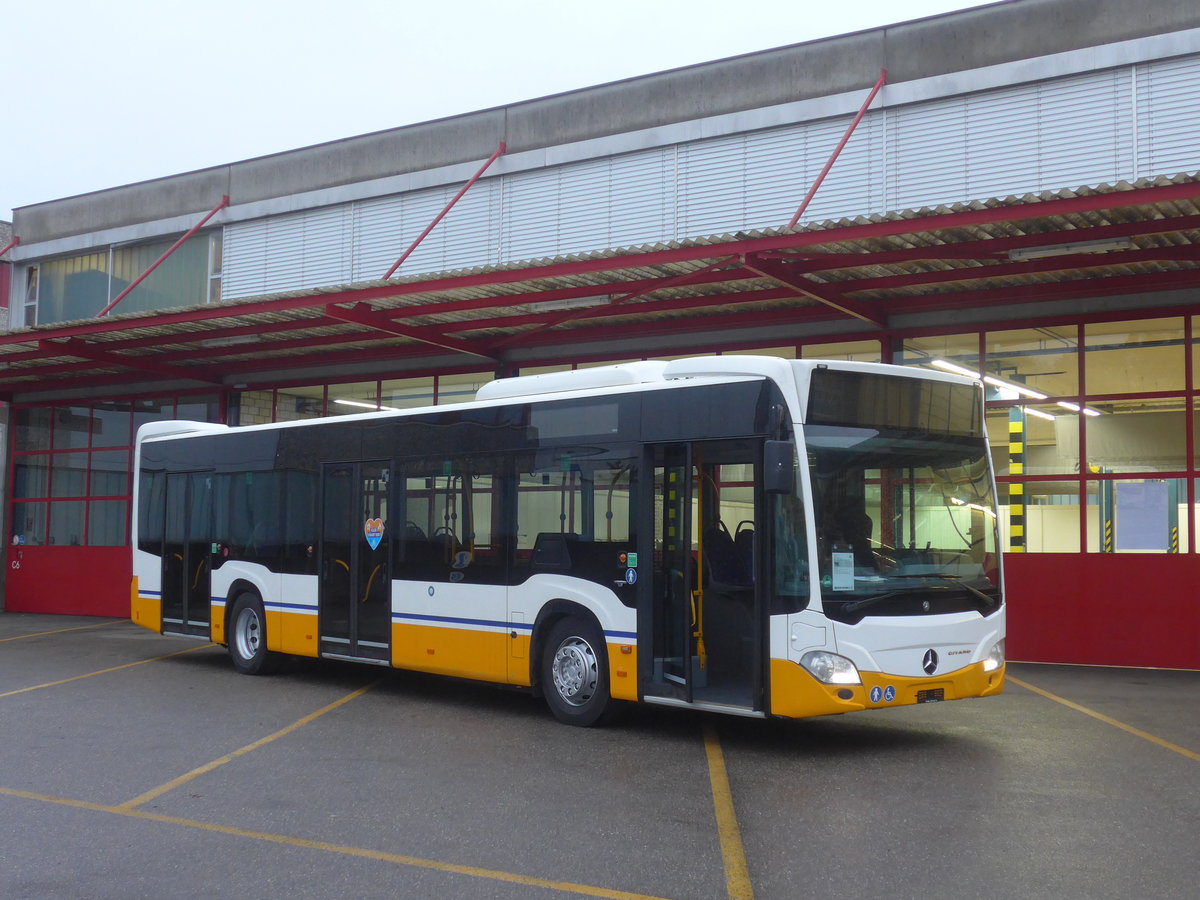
[764, 440, 794, 494]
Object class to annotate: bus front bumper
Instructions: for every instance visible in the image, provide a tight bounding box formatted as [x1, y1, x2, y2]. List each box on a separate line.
[769, 657, 1005, 719]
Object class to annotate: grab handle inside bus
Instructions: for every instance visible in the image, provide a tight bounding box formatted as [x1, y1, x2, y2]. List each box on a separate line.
[764, 440, 794, 494]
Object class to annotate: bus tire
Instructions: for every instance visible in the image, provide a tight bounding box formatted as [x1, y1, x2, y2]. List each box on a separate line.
[541, 615, 616, 726]
[228, 593, 278, 675]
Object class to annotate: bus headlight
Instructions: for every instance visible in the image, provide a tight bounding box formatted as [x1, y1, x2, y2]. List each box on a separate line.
[800, 651, 861, 685]
[983, 639, 1005, 672]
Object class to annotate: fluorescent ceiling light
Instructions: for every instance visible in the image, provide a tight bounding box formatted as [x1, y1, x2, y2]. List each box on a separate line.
[982, 375, 1047, 400]
[930, 359, 979, 378]
[333, 398, 401, 411]
[198, 334, 259, 348]
[1025, 407, 1056, 421]
[1007, 238, 1133, 261]
[525, 294, 611, 312]
[931, 360, 1048, 399]
[1056, 401, 1102, 416]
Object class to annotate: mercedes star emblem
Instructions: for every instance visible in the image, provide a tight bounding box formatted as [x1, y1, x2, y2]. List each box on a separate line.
[922, 649, 939, 675]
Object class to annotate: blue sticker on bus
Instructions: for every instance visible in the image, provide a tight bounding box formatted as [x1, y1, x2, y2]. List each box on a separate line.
[625, 568, 638, 585]
[363, 517, 384, 550]
[884, 685, 896, 702]
[870, 686, 882, 703]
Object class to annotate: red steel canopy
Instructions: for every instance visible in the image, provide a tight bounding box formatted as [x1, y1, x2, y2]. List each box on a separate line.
[6, 175, 1200, 400]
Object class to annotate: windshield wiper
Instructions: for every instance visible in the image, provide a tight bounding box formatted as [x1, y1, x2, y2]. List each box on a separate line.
[872, 572, 998, 606]
[841, 587, 943, 613]
[922, 573, 999, 606]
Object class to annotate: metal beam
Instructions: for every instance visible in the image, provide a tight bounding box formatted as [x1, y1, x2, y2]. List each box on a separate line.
[489, 257, 743, 350]
[0, 235, 19, 257]
[790, 69, 887, 229]
[383, 142, 506, 280]
[741, 254, 884, 328]
[97, 195, 229, 318]
[324, 303, 497, 360]
[38, 339, 223, 384]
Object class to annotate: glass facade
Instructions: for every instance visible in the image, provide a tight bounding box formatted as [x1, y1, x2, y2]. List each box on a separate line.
[7, 317, 1199, 558]
[902, 316, 1194, 554]
[10, 396, 220, 548]
[21, 233, 212, 326]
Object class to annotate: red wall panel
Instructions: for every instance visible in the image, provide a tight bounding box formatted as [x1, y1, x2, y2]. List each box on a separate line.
[1005, 553, 1200, 670]
[4, 546, 130, 617]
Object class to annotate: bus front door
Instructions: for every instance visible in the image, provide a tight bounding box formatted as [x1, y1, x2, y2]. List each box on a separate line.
[161, 471, 213, 638]
[646, 441, 760, 710]
[319, 461, 392, 664]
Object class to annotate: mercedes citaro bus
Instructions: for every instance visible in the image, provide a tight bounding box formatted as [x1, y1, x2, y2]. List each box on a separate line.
[132, 356, 1005, 725]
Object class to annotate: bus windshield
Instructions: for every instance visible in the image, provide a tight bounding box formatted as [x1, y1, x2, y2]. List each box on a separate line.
[807, 424, 1000, 624]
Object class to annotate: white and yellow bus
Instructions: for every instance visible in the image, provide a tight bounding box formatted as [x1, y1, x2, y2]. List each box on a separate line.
[132, 356, 1005, 725]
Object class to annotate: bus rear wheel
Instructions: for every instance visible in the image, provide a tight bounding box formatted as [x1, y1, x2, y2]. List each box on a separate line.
[229, 593, 278, 675]
[541, 616, 616, 726]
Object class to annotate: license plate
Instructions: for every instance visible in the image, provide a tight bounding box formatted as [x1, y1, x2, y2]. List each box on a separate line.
[916, 688, 945, 703]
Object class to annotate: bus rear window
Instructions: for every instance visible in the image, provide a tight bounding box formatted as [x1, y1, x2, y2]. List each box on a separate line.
[807, 369, 982, 437]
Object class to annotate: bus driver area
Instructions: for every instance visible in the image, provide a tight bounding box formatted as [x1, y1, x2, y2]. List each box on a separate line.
[0, 613, 1195, 899]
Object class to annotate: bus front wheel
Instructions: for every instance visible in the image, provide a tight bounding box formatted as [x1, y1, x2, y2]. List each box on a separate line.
[541, 616, 616, 726]
[229, 593, 278, 675]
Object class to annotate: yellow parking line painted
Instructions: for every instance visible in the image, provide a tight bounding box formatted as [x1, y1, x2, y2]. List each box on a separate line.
[0, 785, 672, 900]
[0, 620, 123, 643]
[703, 723, 754, 900]
[120, 680, 382, 810]
[1009, 675, 1199, 762]
[0, 645, 211, 699]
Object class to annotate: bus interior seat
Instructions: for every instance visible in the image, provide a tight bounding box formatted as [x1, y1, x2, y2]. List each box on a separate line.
[531, 532, 575, 569]
[702, 521, 752, 587]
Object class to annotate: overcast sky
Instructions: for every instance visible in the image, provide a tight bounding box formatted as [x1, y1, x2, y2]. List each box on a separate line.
[1, 0, 996, 222]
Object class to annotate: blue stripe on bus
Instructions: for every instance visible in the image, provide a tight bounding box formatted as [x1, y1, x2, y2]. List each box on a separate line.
[393, 612, 524, 630]
[263, 601, 317, 613]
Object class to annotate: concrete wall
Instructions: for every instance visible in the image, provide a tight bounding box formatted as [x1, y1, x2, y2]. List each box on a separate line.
[14, 0, 1200, 243]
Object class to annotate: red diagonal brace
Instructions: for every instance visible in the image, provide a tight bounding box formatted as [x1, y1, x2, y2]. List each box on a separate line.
[97, 195, 230, 318]
[324, 302, 497, 360]
[383, 142, 506, 280]
[39, 338, 223, 384]
[789, 69, 887, 229]
[489, 256, 742, 350]
[741, 254, 883, 328]
[0, 235, 19, 257]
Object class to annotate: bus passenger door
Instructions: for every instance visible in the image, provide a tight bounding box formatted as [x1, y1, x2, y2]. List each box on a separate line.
[318, 461, 391, 664]
[161, 471, 213, 637]
[647, 444, 696, 700]
[644, 441, 761, 710]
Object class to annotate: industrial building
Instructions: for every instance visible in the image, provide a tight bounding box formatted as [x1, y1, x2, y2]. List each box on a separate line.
[2, 0, 1198, 668]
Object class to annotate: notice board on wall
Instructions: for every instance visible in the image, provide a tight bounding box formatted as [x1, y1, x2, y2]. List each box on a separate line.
[1115, 481, 1168, 551]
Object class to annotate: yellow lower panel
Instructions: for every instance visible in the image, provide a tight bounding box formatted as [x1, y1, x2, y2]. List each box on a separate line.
[509, 633, 532, 686]
[770, 658, 1006, 720]
[210, 604, 226, 645]
[265, 608, 283, 654]
[130, 579, 161, 634]
[860, 663, 1006, 707]
[277, 610, 320, 658]
[392, 622, 508, 684]
[607, 642, 638, 702]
